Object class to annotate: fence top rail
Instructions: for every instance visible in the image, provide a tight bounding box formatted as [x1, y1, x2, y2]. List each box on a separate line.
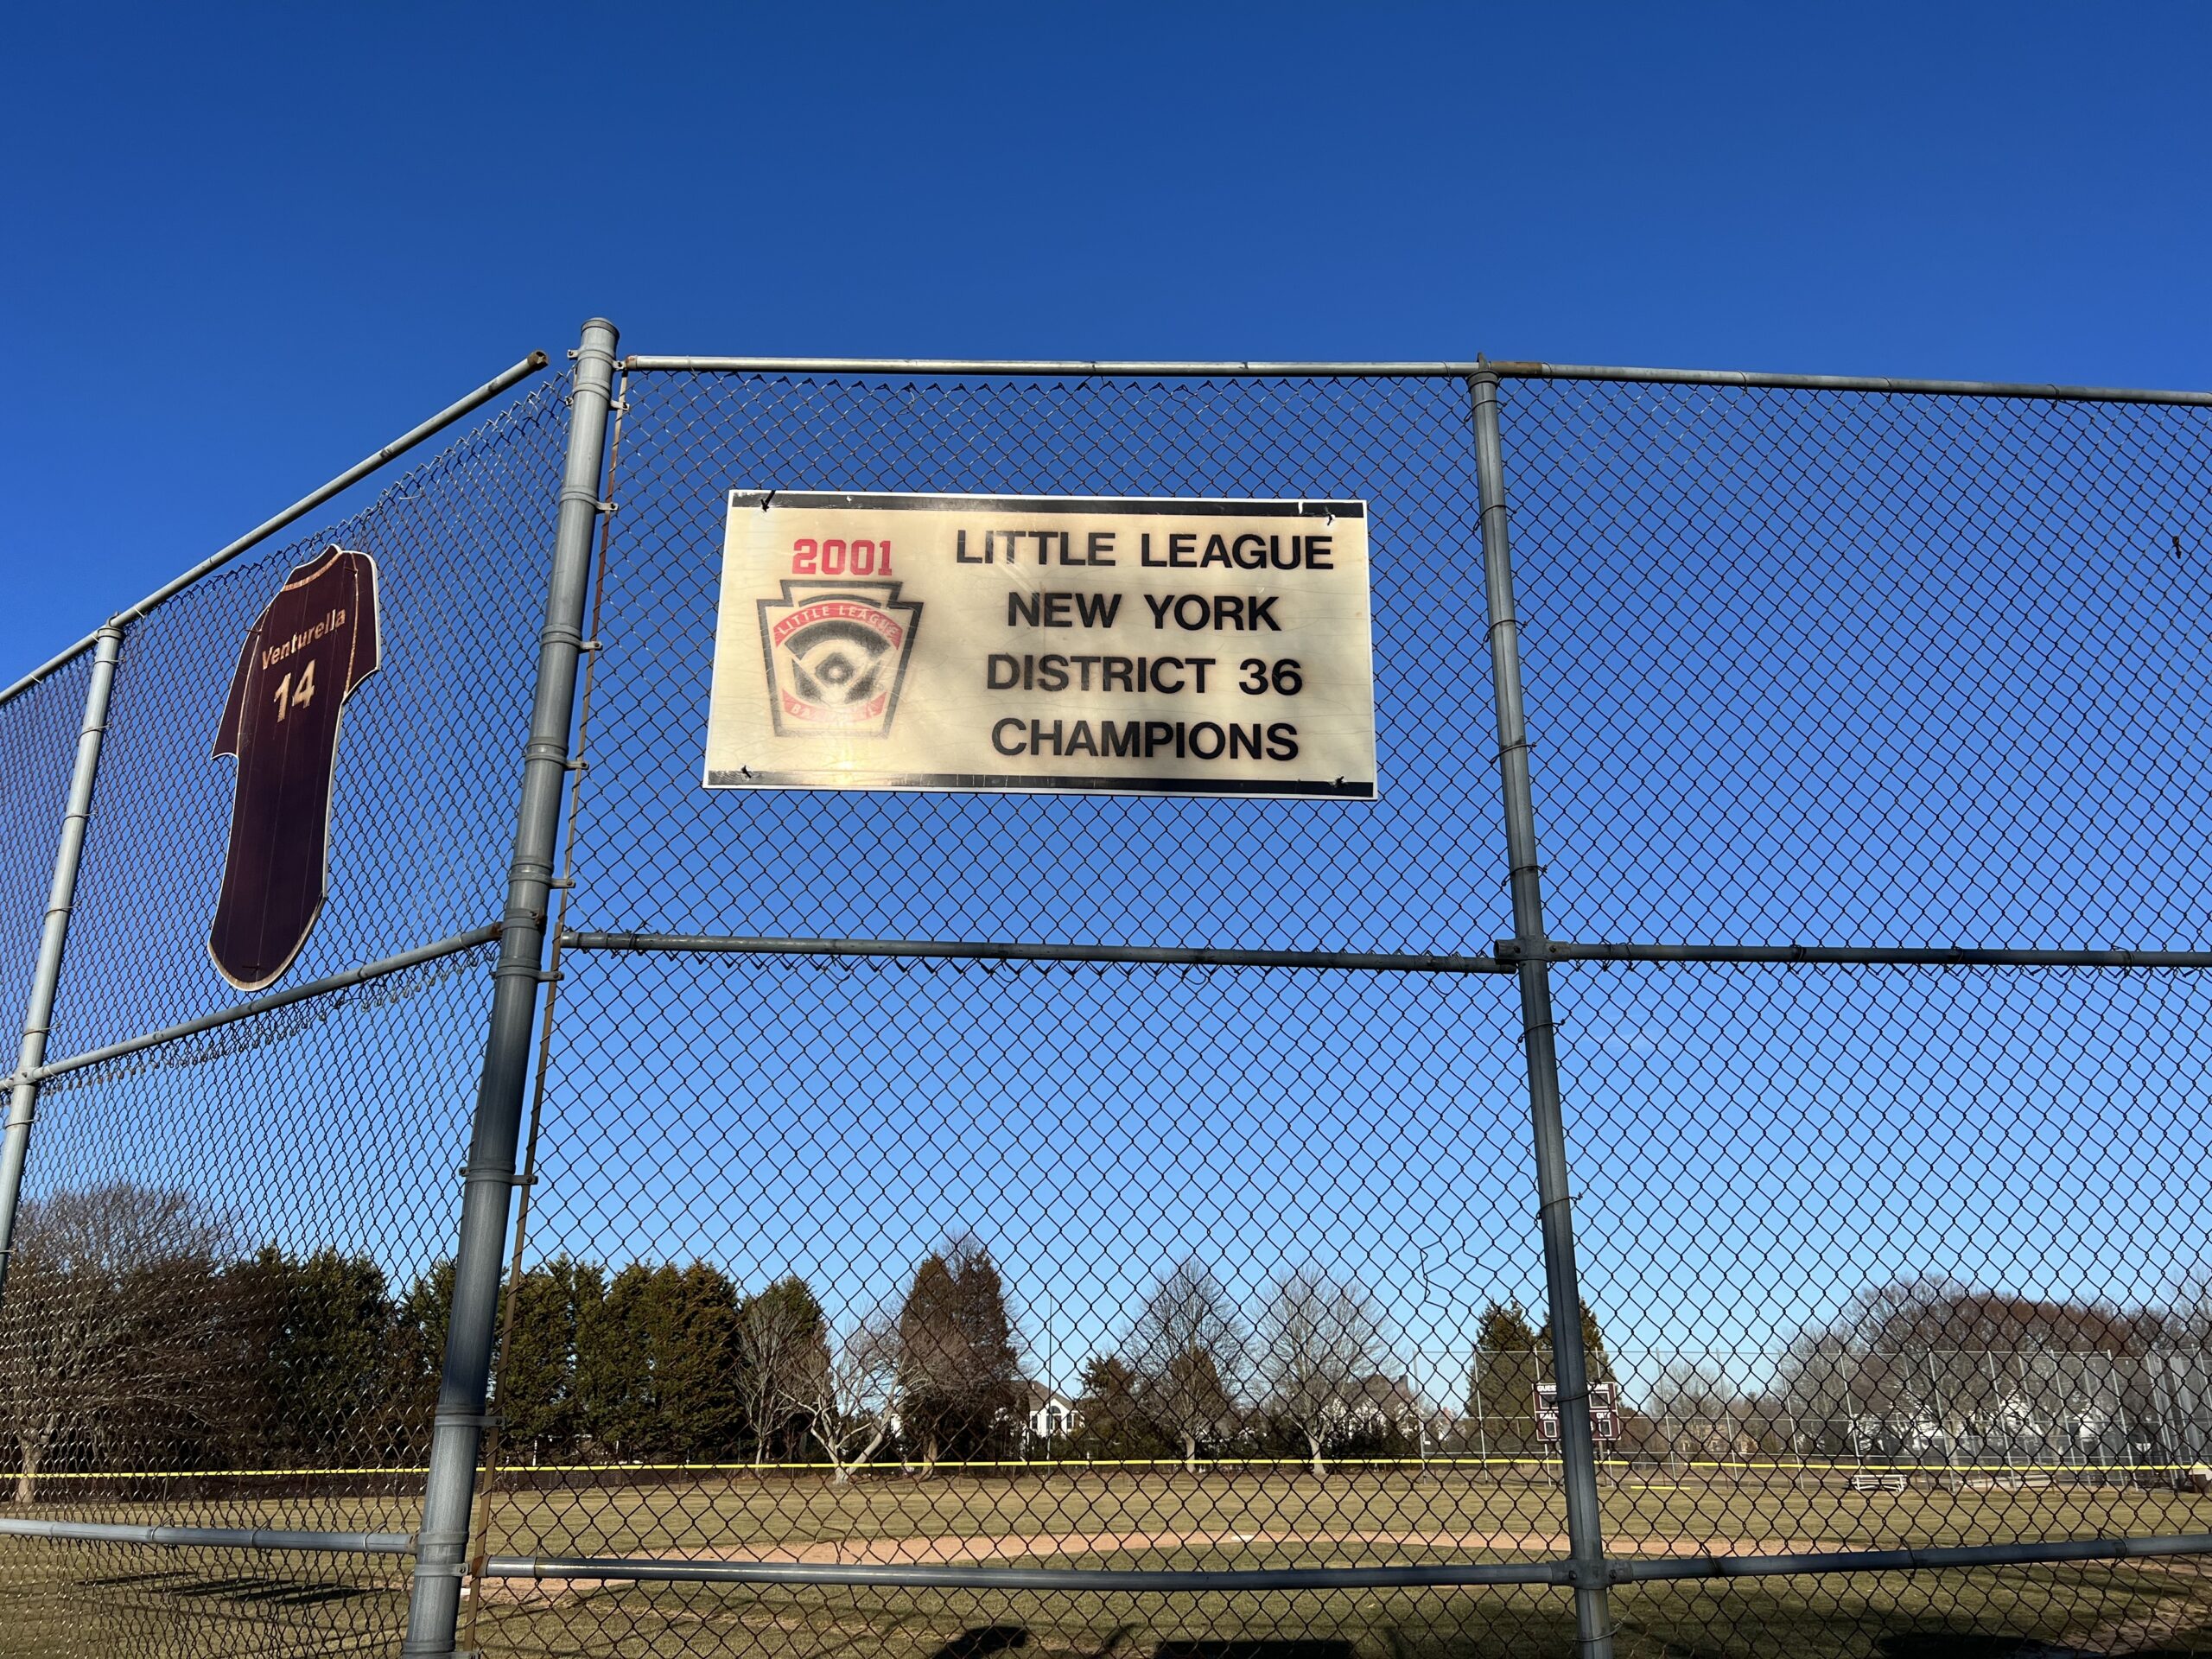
[618, 353, 2212, 407]
[0, 348, 551, 711]
[1484, 360, 2212, 407]
[622, 355, 1492, 378]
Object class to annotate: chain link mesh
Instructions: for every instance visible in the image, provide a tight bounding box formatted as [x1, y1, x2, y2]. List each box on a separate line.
[1500, 378, 2212, 948]
[1, 363, 2209, 1658]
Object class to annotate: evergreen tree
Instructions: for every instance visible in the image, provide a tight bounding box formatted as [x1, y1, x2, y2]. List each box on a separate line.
[1468, 1300, 1542, 1459]
[1535, 1298, 1618, 1387]
[1072, 1354, 1160, 1459]
[580, 1262, 744, 1461]
[897, 1238, 1022, 1472]
[493, 1258, 601, 1466]
[382, 1260, 454, 1461]
[228, 1246, 392, 1467]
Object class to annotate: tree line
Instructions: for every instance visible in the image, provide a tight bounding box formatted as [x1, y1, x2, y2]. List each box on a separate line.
[0, 1187, 1433, 1491]
[1, 1184, 2202, 1499]
[1633, 1279, 2212, 1465]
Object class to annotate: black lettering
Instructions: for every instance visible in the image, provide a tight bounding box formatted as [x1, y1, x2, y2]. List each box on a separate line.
[1043, 592, 1074, 626]
[1008, 591, 1042, 627]
[1200, 533, 1231, 569]
[1065, 720, 1099, 758]
[987, 654, 1020, 690]
[1230, 723, 1262, 760]
[1144, 594, 1173, 629]
[1144, 721, 1174, 758]
[1306, 533, 1333, 570]
[1174, 594, 1211, 630]
[1174, 722, 1187, 759]
[1087, 531, 1116, 566]
[1266, 721, 1299, 760]
[1232, 534, 1266, 570]
[1030, 719, 1064, 757]
[1141, 532, 1162, 567]
[1073, 591, 1121, 628]
[992, 717, 1026, 755]
[958, 529, 982, 563]
[1152, 658, 1185, 694]
[1039, 654, 1069, 692]
[1248, 594, 1281, 631]
[1188, 721, 1225, 760]
[1102, 721, 1141, 758]
[1102, 658, 1134, 692]
[1212, 595, 1243, 630]
[1023, 656, 1034, 691]
[1190, 657, 1215, 692]
[1273, 536, 1301, 571]
[1168, 532, 1197, 569]
[1071, 655, 1100, 690]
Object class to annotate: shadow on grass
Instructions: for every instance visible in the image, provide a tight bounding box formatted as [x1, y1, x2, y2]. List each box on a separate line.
[928, 1629, 1030, 1659]
[928, 1630, 1358, 1659]
[76, 1567, 367, 1609]
[1879, 1637, 2196, 1659]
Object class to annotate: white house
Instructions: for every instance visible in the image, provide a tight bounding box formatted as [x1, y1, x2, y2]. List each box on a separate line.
[1017, 1382, 1079, 1452]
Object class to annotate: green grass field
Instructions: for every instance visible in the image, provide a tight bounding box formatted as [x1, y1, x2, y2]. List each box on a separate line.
[2, 1468, 2207, 1657]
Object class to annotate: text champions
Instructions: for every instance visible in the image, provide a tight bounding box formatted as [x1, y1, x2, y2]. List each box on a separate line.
[993, 716, 1298, 762]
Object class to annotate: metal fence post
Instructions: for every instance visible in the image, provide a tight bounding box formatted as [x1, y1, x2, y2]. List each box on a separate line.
[1468, 367, 1616, 1658]
[0, 622, 124, 1307]
[402, 318, 618, 1658]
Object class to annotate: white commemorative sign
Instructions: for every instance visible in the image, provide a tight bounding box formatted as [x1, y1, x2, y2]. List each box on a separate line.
[704, 492, 1375, 798]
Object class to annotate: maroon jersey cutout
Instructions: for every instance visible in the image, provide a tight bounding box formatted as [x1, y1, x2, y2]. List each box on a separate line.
[209, 546, 382, 989]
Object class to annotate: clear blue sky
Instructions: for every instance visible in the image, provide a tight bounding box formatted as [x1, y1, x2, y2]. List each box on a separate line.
[4, 2, 2210, 682]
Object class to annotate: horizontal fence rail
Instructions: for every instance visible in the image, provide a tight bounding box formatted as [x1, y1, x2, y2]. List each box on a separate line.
[619, 355, 2212, 404]
[0, 1518, 414, 1555]
[480, 1530, 2212, 1592]
[568, 931, 2212, 974]
[1514, 941, 2212, 969]
[561, 930, 1516, 974]
[14, 923, 502, 1086]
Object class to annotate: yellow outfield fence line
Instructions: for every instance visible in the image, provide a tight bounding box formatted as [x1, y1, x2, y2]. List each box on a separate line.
[14, 1456, 2209, 1481]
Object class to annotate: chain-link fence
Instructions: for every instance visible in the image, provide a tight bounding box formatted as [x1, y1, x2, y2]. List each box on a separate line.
[0, 328, 2206, 1659]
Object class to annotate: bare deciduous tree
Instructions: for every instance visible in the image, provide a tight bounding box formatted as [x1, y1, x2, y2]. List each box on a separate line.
[1254, 1268, 1388, 1476]
[791, 1314, 900, 1484]
[1124, 1258, 1245, 1472]
[1650, 1357, 1746, 1460]
[0, 1185, 229, 1500]
[734, 1274, 824, 1466]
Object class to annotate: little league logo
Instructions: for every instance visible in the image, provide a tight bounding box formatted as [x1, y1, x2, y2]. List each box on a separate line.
[756, 581, 922, 738]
